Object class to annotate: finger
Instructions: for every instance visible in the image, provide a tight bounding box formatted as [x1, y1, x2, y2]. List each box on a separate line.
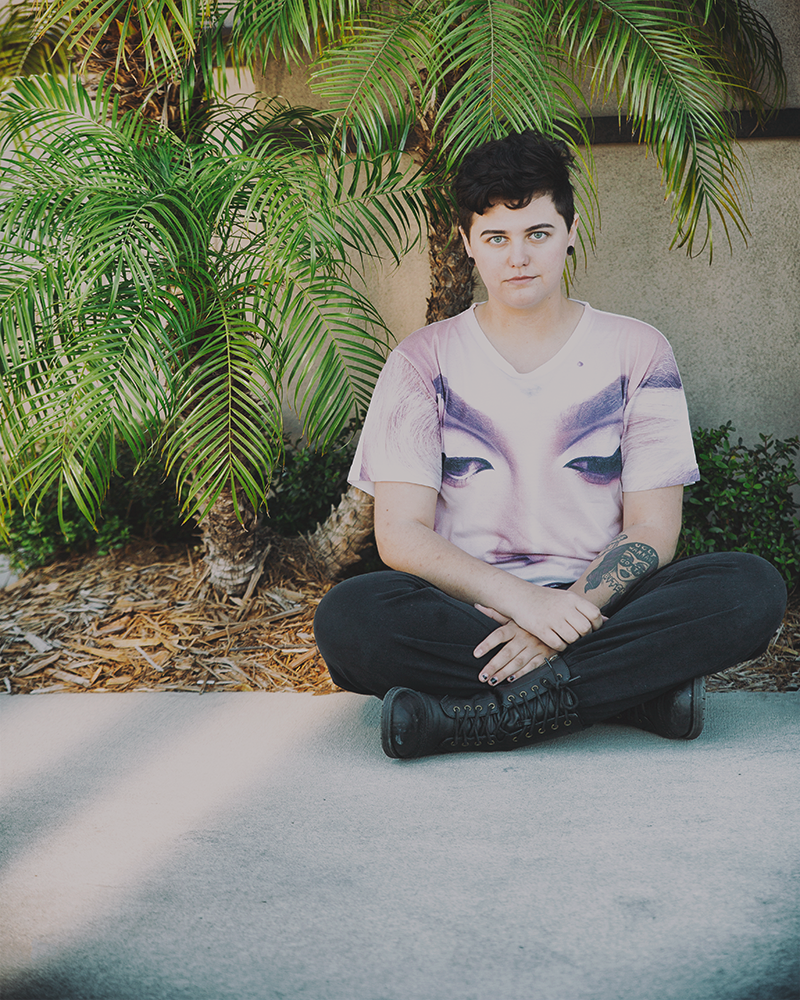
[539, 629, 569, 651]
[483, 646, 549, 686]
[474, 603, 510, 625]
[473, 623, 515, 658]
[566, 608, 603, 639]
[477, 633, 530, 682]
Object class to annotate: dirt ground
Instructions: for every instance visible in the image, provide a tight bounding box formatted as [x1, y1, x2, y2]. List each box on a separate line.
[0, 542, 797, 696]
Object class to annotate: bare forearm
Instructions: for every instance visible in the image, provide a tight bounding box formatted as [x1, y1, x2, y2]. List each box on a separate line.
[568, 527, 677, 613]
[377, 516, 535, 617]
[375, 510, 603, 651]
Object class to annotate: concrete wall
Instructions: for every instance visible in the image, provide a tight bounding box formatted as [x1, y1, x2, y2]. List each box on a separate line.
[255, 0, 799, 446]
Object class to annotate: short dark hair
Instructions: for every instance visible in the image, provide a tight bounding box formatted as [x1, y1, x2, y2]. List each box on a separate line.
[455, 131, 576, 236]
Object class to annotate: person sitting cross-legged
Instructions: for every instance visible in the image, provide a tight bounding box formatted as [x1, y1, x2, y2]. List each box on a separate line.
[313, 130, 787, 760]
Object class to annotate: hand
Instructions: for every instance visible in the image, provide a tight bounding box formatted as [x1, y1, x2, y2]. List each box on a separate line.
[473, 605, 560, 686]
[511, 586, 604, 650]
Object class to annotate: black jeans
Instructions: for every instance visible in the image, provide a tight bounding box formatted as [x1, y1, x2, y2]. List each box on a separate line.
[313, 553, 787, 724]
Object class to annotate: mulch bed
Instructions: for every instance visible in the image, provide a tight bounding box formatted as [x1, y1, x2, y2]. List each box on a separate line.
[0, 541, 797, 695]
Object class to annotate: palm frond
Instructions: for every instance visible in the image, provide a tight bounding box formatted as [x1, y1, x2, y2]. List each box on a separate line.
[687, 0, 786, 118]
[0, 1, 70, 88]
[166, 315, 283, 521]
[308, 2, 431, 149]
[426, 0, 584, 160]
[33, 0, 205, 82]
[0, 296, 178, 524]
[553, 0, 773, 255]
[268, 271, 392, 446]
[230, 0, 363, 68]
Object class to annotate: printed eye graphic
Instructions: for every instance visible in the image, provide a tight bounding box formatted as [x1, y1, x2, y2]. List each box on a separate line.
[442, 455, 494, 487]
[563, 446, 622, 485]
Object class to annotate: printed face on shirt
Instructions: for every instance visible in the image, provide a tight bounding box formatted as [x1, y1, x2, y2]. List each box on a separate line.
[436, 375, 627, 570]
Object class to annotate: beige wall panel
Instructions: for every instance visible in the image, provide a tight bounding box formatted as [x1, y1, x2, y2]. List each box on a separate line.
[756, 0, 800, 107]
[559, 140, 800, 443]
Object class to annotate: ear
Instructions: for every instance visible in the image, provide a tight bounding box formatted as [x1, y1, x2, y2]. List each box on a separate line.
[459, 225, 472, 258]
[567, 214, 579, 252]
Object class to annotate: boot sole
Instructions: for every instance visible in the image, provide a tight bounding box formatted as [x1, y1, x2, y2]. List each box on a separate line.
[683, 675, 706, 740]
[381, 687, 412, 759]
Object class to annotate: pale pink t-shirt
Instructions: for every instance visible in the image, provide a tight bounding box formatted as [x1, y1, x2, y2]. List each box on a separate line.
[350, 302, 699, 586]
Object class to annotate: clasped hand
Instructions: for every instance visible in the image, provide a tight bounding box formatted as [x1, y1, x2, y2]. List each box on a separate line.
[473, 589, 603, 686]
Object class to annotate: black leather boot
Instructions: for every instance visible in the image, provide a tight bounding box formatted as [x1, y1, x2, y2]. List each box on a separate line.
[381, 658, 584, 759]
[613, 676, 705, 740]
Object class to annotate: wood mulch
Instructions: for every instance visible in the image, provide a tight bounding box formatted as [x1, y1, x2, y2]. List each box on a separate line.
[0, 541, 797, 696]
[0, 541, 340, 696]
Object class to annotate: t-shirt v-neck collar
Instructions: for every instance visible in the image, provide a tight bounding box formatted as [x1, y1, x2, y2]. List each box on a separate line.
[465, 300, 591, 379]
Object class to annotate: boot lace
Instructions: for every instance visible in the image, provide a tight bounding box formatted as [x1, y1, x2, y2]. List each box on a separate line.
[451, 675, 580, 748]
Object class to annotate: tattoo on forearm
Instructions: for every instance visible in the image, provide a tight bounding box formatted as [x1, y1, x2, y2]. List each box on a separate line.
[597, 533, 628, 557]
[584, 541, 659, 599]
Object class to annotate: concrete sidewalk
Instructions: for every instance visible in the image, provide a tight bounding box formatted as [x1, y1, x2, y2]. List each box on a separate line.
[0, 690, 798, 1000]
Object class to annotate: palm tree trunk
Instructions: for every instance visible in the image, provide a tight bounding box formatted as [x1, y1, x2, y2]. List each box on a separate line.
[72, 4, 204, 137]
[425, 214, 475, 324]
[202, 488, 268, 595]
[302, 484, 375, 577]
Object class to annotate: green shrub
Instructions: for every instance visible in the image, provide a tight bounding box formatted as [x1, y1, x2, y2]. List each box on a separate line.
[0, 423, 361, 568]
[1, 445, 198, 570]
[268, 421, 360, 536]
[679, 423, 800, 586]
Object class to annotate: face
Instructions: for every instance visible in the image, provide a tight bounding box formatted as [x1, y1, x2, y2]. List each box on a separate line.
[436, 375, 625, 573]
[460, 196, 577, 314]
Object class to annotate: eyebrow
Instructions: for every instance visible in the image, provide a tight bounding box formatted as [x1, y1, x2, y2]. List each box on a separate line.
[555, 377, 628, 453]
[478, 223, 556, 237]
[640, 356, 682, 389]
[433, 375, 504, 450]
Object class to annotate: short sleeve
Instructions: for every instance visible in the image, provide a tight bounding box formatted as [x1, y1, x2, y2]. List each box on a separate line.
[620, 340, 700, 492]
[349, 350, 443, 496]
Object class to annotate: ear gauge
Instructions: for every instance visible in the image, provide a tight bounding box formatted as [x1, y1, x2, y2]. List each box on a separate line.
[468, 256, 475, 265]
[566, 246, 575, 257]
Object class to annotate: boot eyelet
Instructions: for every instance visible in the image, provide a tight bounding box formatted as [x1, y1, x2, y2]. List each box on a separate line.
[551, 723, 558, 730]
[538, 727, 545, 734]
[489, 703, 496, 710]
[565, 720, 571, 727]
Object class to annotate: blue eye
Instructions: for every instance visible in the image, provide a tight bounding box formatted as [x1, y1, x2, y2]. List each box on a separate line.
[564, 447, 622, 485]
[442, 455, 494, 487]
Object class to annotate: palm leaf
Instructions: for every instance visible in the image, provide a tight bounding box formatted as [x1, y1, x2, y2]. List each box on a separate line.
[230, 0, 363, 68]
[166, 313, 283, 520]
[0, 1, 70, 88]
[552, 0, 780, 255]
[308, 2, 431, 149]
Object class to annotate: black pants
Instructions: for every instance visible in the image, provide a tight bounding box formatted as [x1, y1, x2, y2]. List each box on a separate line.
[313, 553, 787, 724]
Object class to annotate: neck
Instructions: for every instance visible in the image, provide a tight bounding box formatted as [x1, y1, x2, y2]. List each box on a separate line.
[477, 291, 573, 340]
[474, 294, 584, 373]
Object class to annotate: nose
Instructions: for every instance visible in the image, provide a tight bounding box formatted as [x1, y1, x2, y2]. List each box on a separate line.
[508, 239, 530, 268]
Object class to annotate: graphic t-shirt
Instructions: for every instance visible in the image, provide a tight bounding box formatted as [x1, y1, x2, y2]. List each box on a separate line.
[350, 302, 699, 586]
